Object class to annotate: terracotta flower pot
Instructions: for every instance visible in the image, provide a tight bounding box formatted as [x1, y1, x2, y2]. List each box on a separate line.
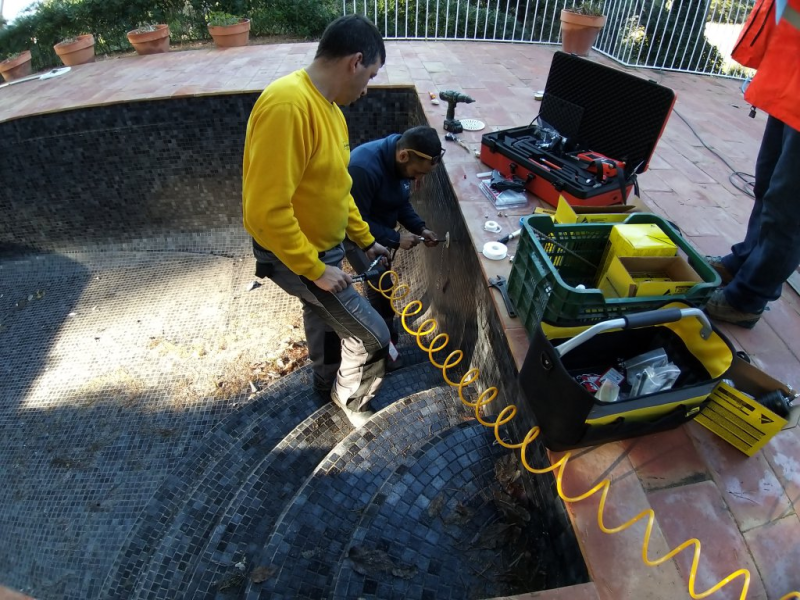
[54, 34, 96, 67]
[0, 50, 33, 82]
[127, 24, 170, 55]
[560, 10, 606, 57]
[208, 18, 251, 48]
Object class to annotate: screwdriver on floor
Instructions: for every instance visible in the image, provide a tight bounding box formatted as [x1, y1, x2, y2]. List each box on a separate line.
[444, 132, 472, 153]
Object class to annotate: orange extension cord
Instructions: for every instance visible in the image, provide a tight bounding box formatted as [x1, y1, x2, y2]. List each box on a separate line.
[369, 270, 800, 600]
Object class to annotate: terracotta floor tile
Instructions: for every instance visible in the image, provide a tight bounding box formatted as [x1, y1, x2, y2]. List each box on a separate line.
[647, 480, 767, 600]
[761, 427, 800, 510]
[653, 143, 718, 184]
[623, 426, 710, 491]
[553, 444, 687, 600]
[685, 422, 793, 531]
[742, 514, 800, 600]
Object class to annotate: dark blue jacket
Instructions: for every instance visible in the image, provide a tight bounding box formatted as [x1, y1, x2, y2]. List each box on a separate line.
[348, 134, 426, 249]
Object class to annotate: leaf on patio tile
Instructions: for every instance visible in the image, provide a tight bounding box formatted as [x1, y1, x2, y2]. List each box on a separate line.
[249, 565, 277, 583]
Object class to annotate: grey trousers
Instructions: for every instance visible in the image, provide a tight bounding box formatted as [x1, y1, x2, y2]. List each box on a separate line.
[253, 242, 390, 411]
[343, 239, 399, 345]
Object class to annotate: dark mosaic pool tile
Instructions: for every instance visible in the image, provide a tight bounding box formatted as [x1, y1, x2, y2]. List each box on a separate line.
[1, 84, 584, 600]
[244, 387, 469, 600]
[330, 420, 543, 600]
[99, 366, 319, 599]
[1, 90, 416, 255]
[101, 362, 442, 600]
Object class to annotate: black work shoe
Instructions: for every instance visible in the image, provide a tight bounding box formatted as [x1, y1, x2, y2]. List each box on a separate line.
[704, 289, 762, 329]
[704, 255, 734, 285]
[330, 391, 375, 428]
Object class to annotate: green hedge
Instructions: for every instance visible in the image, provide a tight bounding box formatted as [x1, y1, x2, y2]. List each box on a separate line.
[0, 0, 338, 71]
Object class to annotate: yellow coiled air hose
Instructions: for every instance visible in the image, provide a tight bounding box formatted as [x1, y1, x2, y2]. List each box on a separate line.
[367, 269, 800, 600]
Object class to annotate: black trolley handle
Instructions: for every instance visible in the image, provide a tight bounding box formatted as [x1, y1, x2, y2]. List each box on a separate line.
[555, 308, 713, 358]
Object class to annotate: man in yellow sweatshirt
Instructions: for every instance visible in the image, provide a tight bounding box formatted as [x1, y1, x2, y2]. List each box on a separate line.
[242, 15, 390, 428]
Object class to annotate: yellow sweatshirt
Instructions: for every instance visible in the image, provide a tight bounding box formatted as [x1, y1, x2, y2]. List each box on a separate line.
[242, 69, 375, 280]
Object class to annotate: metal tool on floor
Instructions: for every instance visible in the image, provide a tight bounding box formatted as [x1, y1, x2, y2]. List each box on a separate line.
[439, 90, 475, 133]
[498, 228, 522, 245]
[444, 132, 472, 154]
[0, 66, 71, 90]
[488, 275, 517, 318]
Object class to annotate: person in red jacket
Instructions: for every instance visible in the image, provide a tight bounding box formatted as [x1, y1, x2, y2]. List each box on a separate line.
[705, 0, 800, 328]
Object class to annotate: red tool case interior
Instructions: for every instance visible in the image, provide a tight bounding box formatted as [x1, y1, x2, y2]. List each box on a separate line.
[480, 52, 676, 207]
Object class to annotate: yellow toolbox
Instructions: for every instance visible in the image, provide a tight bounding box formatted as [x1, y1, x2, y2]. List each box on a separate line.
[598, 223, 677, 280]
[598, 255, 704, 298]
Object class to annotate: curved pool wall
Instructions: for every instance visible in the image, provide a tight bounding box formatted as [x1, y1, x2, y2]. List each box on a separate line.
[0, 88, 588, 589]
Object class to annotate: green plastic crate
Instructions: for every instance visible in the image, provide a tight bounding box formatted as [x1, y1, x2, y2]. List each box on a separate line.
[508, 214, 721, 333]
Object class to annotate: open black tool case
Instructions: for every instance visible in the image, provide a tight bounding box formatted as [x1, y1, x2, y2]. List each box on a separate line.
[480, 52, 676, 207]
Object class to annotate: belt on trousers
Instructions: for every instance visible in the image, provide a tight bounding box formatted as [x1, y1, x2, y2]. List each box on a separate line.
[252, 238, 335, 259]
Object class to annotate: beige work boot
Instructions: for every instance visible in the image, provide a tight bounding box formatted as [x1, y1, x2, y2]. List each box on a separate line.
[331, 391, 375, 428]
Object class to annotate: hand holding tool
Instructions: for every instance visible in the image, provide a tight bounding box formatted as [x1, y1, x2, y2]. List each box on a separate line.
[352, 261, 386, 283]
[415, 231, 451, 248]
[439, 90, 475, 133]
[365, 256, 383, 271]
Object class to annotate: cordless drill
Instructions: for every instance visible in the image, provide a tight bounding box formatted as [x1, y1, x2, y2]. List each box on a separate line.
[439, 90, 475, 134]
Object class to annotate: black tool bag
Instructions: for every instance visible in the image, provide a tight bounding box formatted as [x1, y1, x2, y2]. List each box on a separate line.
[518, 304, 735, 451]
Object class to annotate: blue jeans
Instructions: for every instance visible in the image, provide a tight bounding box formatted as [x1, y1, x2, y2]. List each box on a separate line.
[722, 116, 800, 313]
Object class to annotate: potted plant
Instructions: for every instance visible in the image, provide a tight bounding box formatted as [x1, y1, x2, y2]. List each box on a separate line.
[0, 50, 32, 82]
[560, 1, 606, 57]
[54, 34, 96, 66]
[127, 23, 171, 55]
[207, 11, 250, 48]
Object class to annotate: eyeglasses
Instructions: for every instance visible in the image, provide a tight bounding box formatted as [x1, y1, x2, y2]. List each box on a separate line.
[407, 147, 446, 166]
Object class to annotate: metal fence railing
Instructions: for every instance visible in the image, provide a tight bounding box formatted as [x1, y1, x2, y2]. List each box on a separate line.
[341, 0, 754, 78]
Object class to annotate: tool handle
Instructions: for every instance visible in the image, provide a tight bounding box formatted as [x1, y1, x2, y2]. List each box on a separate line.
[498, 228, 523, 244]
[352, 269, 383, 283]
[555, 308, 712, 358]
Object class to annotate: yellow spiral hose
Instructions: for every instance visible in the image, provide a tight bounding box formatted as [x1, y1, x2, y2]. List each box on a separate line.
[368, 270, 800, 600]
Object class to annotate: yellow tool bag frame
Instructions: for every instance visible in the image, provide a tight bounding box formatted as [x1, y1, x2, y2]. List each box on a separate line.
[519, 303, 734, 451]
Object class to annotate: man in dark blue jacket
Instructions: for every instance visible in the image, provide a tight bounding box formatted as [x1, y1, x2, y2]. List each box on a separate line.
[345, 126, 443, 368]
